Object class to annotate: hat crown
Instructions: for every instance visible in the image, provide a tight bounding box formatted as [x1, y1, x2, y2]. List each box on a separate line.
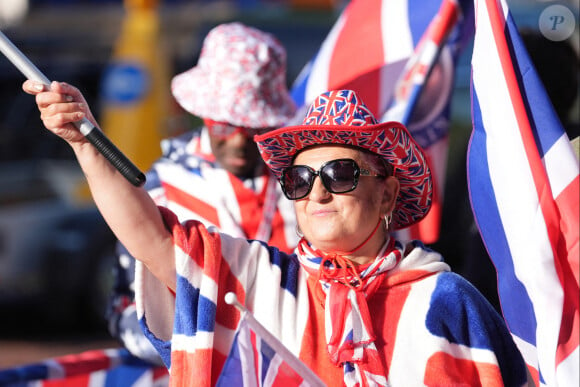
[302, 90, 379, 127]
[198, 22, 286, 87]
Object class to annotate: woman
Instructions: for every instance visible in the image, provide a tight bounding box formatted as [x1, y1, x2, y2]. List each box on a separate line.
[24, 82, 527, 386]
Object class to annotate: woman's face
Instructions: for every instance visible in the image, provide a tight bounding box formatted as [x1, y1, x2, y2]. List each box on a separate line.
[292, 145, 398, 254]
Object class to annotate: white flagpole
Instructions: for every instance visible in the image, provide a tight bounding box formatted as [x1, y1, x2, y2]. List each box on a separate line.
[382, 0, 461, 125]
[224, 293, 325, 387]
[0, 30, 146, 187]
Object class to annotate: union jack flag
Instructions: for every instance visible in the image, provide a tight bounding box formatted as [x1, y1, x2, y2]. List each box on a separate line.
[468, 0, 579, 385]
[0, 348, 169, 386]
[290, 0, 474, 243]
[216, 295, 325, 387]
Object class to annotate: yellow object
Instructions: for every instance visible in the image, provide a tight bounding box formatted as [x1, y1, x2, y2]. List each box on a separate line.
[100, 0, 171, 171]
[125, 0, 159, 9]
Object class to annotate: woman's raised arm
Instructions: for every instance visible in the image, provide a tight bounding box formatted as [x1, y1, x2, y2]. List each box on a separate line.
[23, 80, 176, 290]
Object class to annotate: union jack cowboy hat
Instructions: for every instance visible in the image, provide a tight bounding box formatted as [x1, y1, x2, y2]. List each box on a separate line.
[171, 22, 296, 129]
[254, 89, 432, 230]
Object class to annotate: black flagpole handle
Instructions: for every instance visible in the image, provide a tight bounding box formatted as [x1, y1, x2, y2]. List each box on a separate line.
[77, 118, 146, 186]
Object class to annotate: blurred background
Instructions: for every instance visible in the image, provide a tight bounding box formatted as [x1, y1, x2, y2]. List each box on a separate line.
[0, 0, 578, 369]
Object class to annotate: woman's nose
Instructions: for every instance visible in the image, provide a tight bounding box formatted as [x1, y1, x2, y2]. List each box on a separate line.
[307, 175, 331, 201]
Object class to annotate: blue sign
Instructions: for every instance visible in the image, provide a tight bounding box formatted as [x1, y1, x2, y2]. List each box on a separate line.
[101, 62, 149, 105]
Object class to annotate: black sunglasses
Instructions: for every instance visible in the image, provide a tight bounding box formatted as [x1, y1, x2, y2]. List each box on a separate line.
[280, 158, 385, 200]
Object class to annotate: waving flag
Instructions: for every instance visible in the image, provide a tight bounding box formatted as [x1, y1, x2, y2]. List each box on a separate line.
[468, 0, 579, 385]
[291, 0, 474, 243]
[217, 293, 325, 387]
[0, 348, 169, 386]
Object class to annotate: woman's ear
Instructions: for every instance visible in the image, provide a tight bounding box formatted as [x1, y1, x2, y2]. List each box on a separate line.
[381, 176, 400, 215]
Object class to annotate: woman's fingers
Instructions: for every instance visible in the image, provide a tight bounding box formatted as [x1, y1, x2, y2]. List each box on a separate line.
[23, 80, 100, 147]
[40, 106, 85, 129]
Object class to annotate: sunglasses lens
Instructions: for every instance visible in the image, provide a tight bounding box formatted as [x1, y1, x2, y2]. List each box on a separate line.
[208, 123, 233, 137]
[282, 166, 314, 199]
[321, 159, 358, 193]
[206, 121, 252, 139]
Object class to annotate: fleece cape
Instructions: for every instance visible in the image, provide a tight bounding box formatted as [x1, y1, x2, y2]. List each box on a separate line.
[135, 207, 527, 386]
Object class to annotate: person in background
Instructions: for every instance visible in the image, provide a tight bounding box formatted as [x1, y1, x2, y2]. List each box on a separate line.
[106, 22, 299, 365]
[25, 79, 528, 385]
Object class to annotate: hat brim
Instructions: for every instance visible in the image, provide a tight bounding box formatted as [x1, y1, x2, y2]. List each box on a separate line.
[171, 67, 296, 129]
[254, 122, 432, 230]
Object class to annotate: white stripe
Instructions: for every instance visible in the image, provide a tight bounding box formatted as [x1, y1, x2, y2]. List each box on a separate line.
[543, 133, 579, 198]
[172, 331, 214, 352]
[557, 346, 579, 387]
[440, 341, 501, 365]
[304, 14, 345, 103]
[378, 0, 414, 114]
[388, 274, 438, 384]
[171, 324, 236, 359]
[382, 0, 414, 62]
[237, 322, 258, 387]
[135, 260, 176, 341]
[87, 370, 107, 387]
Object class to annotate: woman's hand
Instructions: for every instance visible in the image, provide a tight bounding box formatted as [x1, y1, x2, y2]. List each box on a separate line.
[22, 80, 98, 145]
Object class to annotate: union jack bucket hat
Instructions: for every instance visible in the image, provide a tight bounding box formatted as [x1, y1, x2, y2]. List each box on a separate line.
[255, 89, 432, 230]
[171, 22, 296, 128]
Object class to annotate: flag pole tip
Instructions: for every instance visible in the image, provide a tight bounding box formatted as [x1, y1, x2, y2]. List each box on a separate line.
[224, 292, 237, 305]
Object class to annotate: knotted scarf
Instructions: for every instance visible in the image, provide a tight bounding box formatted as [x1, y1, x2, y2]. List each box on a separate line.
[297, 236, 404, 386]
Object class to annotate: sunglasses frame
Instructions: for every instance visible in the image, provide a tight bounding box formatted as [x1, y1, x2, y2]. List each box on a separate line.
[280, 158, 385, 200]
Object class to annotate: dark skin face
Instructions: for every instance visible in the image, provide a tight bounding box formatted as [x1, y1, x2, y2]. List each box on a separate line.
[208, 130, 264, 178]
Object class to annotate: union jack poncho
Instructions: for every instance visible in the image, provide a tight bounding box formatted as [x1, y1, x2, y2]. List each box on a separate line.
[135, 207, 527, 386]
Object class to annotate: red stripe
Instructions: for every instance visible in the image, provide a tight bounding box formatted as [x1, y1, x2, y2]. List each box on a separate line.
[152, 366, 170, 380]
[406, 150, 441, 243]
[270, 360, 304, 387]
[486, 0, 579, 368]
[555, 180, 580, 364]
[250, 330, 261, 385]
[57, 350, 112, 379]
[555, 180, 580, 287]
[162, 181, 221, 227]
[374, 274, 413, 379]
[215, 270, 245, 330]
[328, 0, 384, 115]
[428, 0, 460, 44]
[42, 374, 92, 386]
[424, 352, 503, 386]
[170, 348, 220, 386]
